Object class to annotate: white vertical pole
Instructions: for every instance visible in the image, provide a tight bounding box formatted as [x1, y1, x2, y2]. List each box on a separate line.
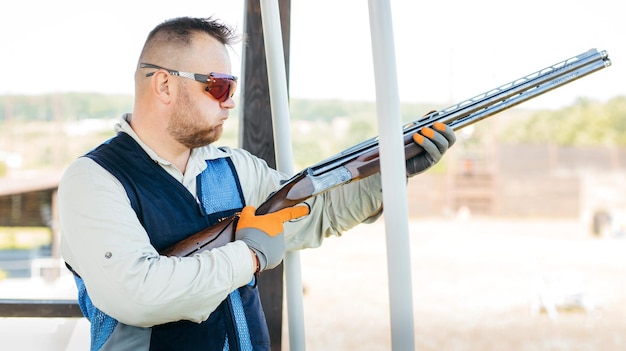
[259, 1, 307, 350]
[367, 1, 416, 350]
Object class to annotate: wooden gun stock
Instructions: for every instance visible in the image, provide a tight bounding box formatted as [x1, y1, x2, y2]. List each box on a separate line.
[159, 218, 237, 257]
[160, 48, 611, 257]
[160, 173, 311, 257]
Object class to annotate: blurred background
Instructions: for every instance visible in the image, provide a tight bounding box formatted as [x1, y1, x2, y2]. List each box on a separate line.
[1, 0, 625, 350]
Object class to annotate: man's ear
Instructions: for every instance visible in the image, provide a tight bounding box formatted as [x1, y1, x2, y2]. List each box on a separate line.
[151, 70, 173, 104]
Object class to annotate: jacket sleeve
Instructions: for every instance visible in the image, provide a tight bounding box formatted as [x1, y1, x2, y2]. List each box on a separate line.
[284, 174, 383, 250]
[59, 157, 255, 327]
[226, 148, 384, 251]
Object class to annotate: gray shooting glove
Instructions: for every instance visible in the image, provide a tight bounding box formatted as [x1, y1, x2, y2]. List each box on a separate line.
[235, 205, 309, 272]
[406, 122, 456, 177]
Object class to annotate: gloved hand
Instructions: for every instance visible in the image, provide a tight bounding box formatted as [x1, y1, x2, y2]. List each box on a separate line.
[235, 205, 310, 272]
[406, 122, 456, 177]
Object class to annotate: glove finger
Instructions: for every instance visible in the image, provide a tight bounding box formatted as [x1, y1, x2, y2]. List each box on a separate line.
[237, 205, 263, 231]
[236, 206, 256, 229]
[407, 134, 439, 177]
[262, 206, 309, 237]
[269, 205, 310, 224]
[420, 126, 450, 155]
[240, 205, 255, 218]
[414, 130, 443, 162]
[238, 205, 309, 237]
[433, 122, 456, 147]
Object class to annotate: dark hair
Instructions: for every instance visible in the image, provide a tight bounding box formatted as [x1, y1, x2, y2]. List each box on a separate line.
[138, 16, 240, 61]
[147, 16, 239, 46]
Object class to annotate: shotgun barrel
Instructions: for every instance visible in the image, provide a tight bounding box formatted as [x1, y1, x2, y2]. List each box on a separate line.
[161, 48, 611, 257]
[309, 48, 611, 176]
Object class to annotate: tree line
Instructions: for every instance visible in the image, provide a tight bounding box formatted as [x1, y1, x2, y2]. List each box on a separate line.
[1, 93, 625, 152]
[501, 96, 626, 146]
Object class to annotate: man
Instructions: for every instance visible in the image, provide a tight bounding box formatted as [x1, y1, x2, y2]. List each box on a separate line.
[59, 16, 455, 351]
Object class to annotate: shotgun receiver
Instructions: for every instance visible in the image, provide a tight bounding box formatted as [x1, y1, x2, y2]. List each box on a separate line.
[160, 48, 611, 257]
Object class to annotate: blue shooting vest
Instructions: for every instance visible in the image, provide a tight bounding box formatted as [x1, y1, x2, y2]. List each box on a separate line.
[77, 132, 270, 351]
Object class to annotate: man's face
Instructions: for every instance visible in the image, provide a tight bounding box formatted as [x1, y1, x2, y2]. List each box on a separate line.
[167, 83, 224, 148]
[166, 34, 235, 148]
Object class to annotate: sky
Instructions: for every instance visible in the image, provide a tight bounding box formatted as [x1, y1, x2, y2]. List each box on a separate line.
[1, 0, 623, 110]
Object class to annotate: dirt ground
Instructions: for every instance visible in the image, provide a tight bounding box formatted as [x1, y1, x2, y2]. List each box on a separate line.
[2, 217, 624, 351]
[285, 217, 626, 351]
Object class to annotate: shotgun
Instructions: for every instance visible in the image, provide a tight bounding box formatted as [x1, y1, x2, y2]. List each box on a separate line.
[160, 48, 611, 257]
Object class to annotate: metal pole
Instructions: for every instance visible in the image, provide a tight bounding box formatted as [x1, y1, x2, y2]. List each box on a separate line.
[367, 1, 416, 350]
[259, 1, 307, 350]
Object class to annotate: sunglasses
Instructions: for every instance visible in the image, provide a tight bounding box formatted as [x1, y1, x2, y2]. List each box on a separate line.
[140, 63, 238, 102]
